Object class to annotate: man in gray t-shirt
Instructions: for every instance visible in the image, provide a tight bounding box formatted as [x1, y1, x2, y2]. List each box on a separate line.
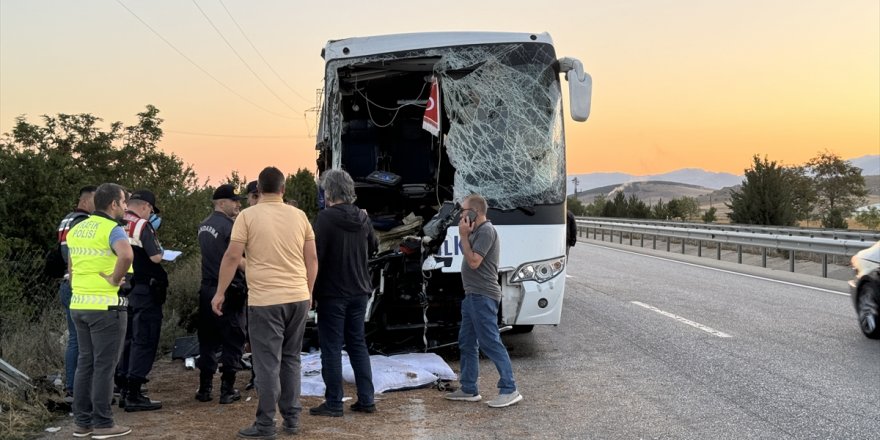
[444, 193, 523, 408]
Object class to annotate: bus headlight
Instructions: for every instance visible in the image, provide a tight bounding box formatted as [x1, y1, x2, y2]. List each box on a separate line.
[509, 256, 566, 283]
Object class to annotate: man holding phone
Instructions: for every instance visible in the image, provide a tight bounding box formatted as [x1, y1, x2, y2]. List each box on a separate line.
[444, 193, 523, 408]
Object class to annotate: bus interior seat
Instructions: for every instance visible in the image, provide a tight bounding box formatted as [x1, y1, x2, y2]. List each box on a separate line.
[390, 117, 436, 185]
[342, 119, 378, 179]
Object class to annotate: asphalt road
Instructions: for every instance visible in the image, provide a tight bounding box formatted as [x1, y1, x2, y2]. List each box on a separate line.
[458, 240, 879, 439]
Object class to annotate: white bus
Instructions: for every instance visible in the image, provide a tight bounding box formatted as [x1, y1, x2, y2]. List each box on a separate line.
[315, 32, 591, 349]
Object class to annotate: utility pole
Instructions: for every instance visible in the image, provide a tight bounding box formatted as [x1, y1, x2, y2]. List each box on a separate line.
[571, 176, 580, 196]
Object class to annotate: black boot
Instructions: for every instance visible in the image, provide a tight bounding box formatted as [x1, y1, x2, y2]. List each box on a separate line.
[195, 370, 213, 402]
[219, 371, 241, 404]
[115, 376, 128, 409]
[124, 379, 162, 412]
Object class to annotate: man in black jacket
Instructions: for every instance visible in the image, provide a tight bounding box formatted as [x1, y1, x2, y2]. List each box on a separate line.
[309, 169, 378, 417]
[196, 184, 247, 404]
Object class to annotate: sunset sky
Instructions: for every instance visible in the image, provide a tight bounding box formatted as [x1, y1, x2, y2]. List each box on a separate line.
[1, 0, 878, 183]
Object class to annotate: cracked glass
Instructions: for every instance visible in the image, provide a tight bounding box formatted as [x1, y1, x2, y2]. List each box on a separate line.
[322, 42, 565, 210]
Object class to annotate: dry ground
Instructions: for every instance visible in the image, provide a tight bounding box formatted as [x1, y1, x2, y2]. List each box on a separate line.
[36, 355, 509, 439]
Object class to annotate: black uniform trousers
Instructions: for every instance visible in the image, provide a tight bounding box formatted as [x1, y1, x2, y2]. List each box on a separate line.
[116, 283, 163, 383]
[196, 284, 246, 374]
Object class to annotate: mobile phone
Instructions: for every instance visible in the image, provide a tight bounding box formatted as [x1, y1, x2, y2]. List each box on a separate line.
[465, 210, 477, 226]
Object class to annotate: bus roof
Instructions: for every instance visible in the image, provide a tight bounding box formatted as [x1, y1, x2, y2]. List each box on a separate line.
[322, 31, 554, 62]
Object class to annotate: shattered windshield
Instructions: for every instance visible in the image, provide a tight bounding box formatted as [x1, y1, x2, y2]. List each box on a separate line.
[323, 43, 565, 210]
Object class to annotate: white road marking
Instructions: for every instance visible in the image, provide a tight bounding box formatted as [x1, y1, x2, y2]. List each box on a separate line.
[631, 301, 732, 338]
[566, 275, 574, 278]
[586, 243, 850, 297]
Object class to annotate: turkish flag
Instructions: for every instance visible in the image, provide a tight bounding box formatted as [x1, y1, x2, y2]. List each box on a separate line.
[422, 76, 440, 136]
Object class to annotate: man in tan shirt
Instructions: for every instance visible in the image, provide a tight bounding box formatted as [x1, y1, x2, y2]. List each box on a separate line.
[213, 166, 318, 439]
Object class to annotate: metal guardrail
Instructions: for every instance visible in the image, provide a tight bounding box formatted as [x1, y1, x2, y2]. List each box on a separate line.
[576, 219, 877, 278]
[577, 217, 880, 242]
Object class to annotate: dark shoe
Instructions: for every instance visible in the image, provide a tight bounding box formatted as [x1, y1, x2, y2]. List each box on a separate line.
[309, 402, 343, 417]
[195, 386, 213, 402]
[91, 424, 131, 439]
[220, 387, 241, 404]
[124, 383, 162, 412]
[237, 424, 276, 440]
[281, 419, 299, 435]
[219, 371, 241, 404]
[196, 371, 213, 402]
[350, 401, 376, 413]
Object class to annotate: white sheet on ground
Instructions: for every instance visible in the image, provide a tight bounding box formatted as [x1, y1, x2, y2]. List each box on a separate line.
[389, 352, 458, 381]
[299, 351, 455, 395]
[343, 355, 437, 393]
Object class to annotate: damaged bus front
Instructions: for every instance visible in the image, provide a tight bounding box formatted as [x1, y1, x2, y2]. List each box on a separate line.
[316, 32, 591, 350]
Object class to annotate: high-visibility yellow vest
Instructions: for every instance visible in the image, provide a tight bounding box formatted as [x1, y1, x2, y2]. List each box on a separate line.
[68, 215, 122, 310]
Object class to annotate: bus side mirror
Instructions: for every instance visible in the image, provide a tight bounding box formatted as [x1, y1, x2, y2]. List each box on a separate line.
[558, 57, 592, 122]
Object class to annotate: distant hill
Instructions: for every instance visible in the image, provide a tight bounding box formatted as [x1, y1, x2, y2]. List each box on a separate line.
[575, 181, 717, 205]
[567, 155, 879, 195]
[567, 169, 741, 194]
[851, 155, 880, 176]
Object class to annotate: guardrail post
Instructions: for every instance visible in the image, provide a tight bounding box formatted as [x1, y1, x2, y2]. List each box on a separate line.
[762, 248, 767, 268]
[789, 250, 795, 272]
[737, 245, 742, 264]
[629, 233, 633, 246]
[592, 228, 597, 240]
[640, 234, 644, 248]
[681, 239, 686, 254]
[601, 229, 605, 241]
[618, 231, 623, 244]
[698, 240, 702, 257]
[652, 235, 657, 250]
[666, 238, 671, 252]
[822, 254, 828, 278]
[716, 243, 721, 260]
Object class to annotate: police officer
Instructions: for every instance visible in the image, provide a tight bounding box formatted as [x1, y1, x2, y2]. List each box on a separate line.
[56, 185, 96, 400]
[116, 189, 165, 412]
[195, 184, 247, 404]
[67, 183, 133, 438]
[246, 180, 260, 206]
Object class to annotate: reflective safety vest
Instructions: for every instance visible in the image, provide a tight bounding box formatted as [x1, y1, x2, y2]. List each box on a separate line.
[68, 215, 123, 310]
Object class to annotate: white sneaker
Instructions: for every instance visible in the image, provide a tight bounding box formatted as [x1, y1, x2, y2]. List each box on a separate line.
[487, 391, 523, 408]
[444, 389, 482, 402]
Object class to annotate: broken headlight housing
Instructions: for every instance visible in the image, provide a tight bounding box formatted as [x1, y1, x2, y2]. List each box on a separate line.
[509, 256, 566, 284]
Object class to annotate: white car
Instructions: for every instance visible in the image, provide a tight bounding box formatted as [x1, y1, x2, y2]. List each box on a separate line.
[849, 241, 880, 339]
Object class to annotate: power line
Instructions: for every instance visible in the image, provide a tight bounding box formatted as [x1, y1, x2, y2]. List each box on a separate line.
[217, 0, 312, 105]
[114, 0, 296, 120]
[166, 129, 310, 139]
[190, 0, 300, 113]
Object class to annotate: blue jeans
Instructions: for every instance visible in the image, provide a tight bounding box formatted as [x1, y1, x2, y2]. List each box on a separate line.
[317, 295, 374, 409]
[60, 280, 78, 392]
[458, 294, 517, 395]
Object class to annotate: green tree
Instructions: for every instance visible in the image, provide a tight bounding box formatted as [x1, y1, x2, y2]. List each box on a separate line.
[0, 106, 206, 253]
[701, 206, 718, 223]
[726, 155, 798, 226]
[585, 194, 607, 217]
[626, 194, 651, 218]
[667, 196, 699, 221]
[285, 168, 318, 220]
[784, 166, 817, 222]
[806, 150, 868, 229]
[651, 199, 669, 220]
[567, 196, 588, 216]
[854, 207, 880, 231]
